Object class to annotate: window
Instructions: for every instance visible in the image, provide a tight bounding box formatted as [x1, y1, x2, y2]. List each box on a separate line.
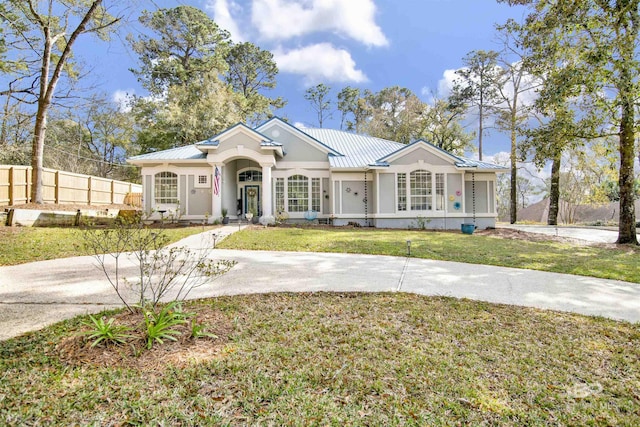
[397, 173, 407, 211]
[238, 170, 262, 182]
[410, 170, 432, 211]
[275, 178, 285, 213]
[194, 174, 209, 188]
[288, 175, 309, 212]
[435, 173, 445, 210]
[312, 178, 321, 212]
[155, 172, 178, 204]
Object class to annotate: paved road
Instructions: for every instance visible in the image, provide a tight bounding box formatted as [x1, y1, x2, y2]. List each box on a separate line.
[1, 227, 638, 341]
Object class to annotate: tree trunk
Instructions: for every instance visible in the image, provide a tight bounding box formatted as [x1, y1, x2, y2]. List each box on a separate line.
[478, 99, 483, 161]
[30, 103, 48, 203]
[547, 151, 561, 226]
[617, 99, 638, 244]
[509, 120, 517, 224]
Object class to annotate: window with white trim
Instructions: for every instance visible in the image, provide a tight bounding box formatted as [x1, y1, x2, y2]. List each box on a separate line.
[238, 170, 262, 182]
[155, 172, 178, 204]
[397, 173, 407, 211]
[435, 173, 445, 210]
[312, 178, 321, 212]
[288, 175, 309, 212]
[275, 178, 285, 213]
[194, 174, 209, 188]
[410, 170, 432, 211]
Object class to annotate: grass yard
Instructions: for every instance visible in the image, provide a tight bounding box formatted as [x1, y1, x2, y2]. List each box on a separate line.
[219, 227, 640, 283]
[0, 226, 216, 266]
[1, 293, 638, 425]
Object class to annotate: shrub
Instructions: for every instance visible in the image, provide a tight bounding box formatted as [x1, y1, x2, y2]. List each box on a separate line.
[143, 301, 190, 349]
[82, 219, 236, 312]
[81, 314, 134, 347]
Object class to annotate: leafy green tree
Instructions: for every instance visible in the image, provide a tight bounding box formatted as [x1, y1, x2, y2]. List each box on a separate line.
[334, 86, 473, 150]
[416, 96, 475, 155]
[128, 6, 230, 96]
[132, 71, 243, 152]
[2, 0, 121, 204]
[362, 86, 424, 144]
[225, 42, 285, 124]
[129, 6, 282, 150]
[450, 50, 503, 161]
[501, 0, 639, 244]
[304, 83, 333, 128]
[337, 86, 366, 131]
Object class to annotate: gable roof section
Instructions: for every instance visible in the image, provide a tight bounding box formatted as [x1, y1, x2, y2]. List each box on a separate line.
[377, 139, 459, 165]
[376, 139, 508, 171]
[195, 122, 279, 152]
[257, 117, 343, 157]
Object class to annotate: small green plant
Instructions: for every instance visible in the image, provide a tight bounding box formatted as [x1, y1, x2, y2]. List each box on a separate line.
[143, 301, 190, 349]
[81, 314, 134, 347]
[414, 215, 431, 230]
[190, 317, 218, 340]
[221, 208, 228, 218]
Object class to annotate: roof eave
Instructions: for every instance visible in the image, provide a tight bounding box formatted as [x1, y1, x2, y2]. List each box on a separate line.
[127, 158, 208, 166]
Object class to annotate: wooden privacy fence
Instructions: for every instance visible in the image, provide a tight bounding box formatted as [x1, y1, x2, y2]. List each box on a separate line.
[0, 165, 142, 206]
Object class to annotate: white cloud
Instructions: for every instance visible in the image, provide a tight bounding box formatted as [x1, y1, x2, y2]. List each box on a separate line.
[437, 69, 460, 98]
[112, 89, 134, 112]
[251, 0, 388, 47]
[206, 0, 245, 42]
[273, 43, 368, 84]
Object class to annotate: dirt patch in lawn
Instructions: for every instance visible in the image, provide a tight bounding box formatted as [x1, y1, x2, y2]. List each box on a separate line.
[476, 227, 597, 246]
[55, 305, 233, 371]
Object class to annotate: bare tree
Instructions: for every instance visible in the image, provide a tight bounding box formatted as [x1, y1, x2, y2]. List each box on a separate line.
[3, 0, 121, 203]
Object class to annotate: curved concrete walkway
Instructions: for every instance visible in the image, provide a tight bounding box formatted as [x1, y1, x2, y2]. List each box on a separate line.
[1, 228, 639, 341]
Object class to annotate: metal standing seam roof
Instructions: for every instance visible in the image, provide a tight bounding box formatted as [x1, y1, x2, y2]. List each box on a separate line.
[302, 128, 404, 168]
[454, 158, 509, 170]
[128, 144, 206, 161]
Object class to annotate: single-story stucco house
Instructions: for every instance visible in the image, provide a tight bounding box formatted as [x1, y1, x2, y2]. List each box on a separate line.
[127, 117, 507, 229]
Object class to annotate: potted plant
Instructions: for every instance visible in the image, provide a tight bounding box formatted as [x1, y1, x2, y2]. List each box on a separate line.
[221, 208, 229, 224]
[250, 208, 259, 224]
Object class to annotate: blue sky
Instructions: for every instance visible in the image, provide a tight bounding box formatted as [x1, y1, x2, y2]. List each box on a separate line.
[78, 0, 527, 157]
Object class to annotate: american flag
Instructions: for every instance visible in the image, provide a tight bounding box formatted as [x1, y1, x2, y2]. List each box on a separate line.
[214, 166, 220, 196]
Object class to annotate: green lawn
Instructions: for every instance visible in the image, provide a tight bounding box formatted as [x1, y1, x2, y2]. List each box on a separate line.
[1, 293, 638, 425]
[0, 226, 216, 266]
[219, 227, 640, 283]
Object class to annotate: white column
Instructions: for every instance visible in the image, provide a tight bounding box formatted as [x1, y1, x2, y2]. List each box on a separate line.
[261, 164, 273, 217]
[211, 163, 223, 221]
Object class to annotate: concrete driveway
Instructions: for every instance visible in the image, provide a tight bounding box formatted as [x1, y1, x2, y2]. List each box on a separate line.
[498, 224, 624, 244]
[1, 229, 639, 341]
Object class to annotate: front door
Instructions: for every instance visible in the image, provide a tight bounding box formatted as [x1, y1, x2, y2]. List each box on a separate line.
[244, 185, 260, 216]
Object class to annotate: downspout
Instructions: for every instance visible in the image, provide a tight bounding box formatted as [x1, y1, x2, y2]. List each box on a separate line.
[364, 168, 369, 227]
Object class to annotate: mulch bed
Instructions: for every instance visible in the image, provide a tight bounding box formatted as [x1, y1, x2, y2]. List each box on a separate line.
[55, 305, 233, 371]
